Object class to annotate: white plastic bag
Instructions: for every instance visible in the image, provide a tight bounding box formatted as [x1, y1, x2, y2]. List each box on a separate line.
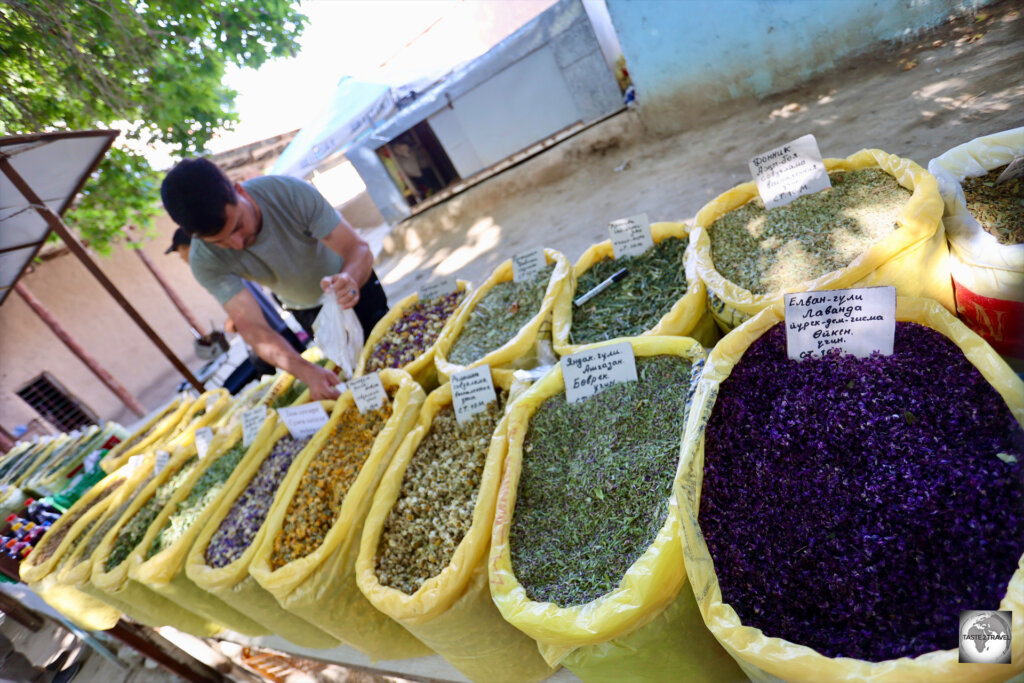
[313, 293, 364, 379]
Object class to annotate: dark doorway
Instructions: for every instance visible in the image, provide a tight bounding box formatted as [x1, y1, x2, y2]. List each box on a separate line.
[376, 121, 460, 207]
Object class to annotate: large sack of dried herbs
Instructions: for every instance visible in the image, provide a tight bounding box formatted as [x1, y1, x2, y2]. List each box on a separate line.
[185, 407, 340, 648]
[677, 297, 1024, 682]
[552, 222, 719, 356]
[100, 394, 190, 473]
[249, 370, 431, 660]
[434, 250, 570, 380]
[161, 388, 231, 451]
[356, 370, 554, 682]
[928, 127, 1024, 365]
[20, 466, 132, 630]
[56, 454, 223, 636]
[126, 428, 269, 636]
[90, 446, 236, 636]
[692, 149, 954, 331]
[489, 338, 743, 682]
[356, 282, 471, 392]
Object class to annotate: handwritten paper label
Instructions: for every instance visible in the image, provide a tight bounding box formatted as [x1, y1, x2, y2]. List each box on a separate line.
[241, 405, 267, 447]
[451, 365, 497, 425]
[996, 155, 1024, 184]
[154, 450, 170, 476]
[609, 213, 654, 258]
[350, 373, 388, 413]
[785, 286, 896, 360]
[278, 403, 330, 439]
[513, 247, 546, 283]
[562, 341, 638, 403]
[749, 134, 831, 209]
[127, 455, 146, 473]
[421, 277, 459, 302]
[194, 427, 214, 459]
[206, 394, 218, 413]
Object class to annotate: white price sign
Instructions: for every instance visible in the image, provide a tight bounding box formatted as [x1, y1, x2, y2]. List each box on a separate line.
[512, 247, 546, 283]
[562, 341, 638, 403]
[155, 450, 171, 475]
[241, 405, 267, 447]
[451, 365, 497, 425]
[749, 134, 831, 209]
[277, 403, 330, 439]
[420, 277, 459, 302]
[350, 373, 388, 413]
[194, 427, 214, 459]
[127, 454, 146, 473]
[608, 213, 654, 258]
[206, 393, 218, 413]
[785, 286, 896, 361]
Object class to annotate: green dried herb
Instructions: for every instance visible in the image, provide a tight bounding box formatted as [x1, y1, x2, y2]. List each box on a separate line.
[30, 479, 124, 564]
[448, 266, 554, 365]
[104, 456, 201, 571]
[510, 355, 693, 606]
[960, 165, 1024, 245]
[709, 168, 911, 295]
[375, 390, 508, 594]
[146, 442, 248, 558]
[78, 471, 158, 564]
[570, 237, 689, 345]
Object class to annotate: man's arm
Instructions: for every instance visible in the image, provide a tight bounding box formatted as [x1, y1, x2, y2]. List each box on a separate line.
[224, 287, 341, 399]
[319, 218, 373, 309]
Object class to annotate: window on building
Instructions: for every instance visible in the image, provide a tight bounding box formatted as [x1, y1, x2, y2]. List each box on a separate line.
[16, 373, 97, 432]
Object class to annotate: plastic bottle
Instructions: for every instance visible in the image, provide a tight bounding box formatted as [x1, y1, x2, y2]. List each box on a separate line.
[24, 499, 61, 525]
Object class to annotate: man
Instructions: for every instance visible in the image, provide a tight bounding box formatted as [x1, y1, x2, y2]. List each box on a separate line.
[160, 158, 389, 400]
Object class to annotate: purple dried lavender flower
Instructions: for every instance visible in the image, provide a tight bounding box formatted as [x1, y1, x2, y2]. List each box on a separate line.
[366, 291, 466, 372]
[699, 322, 1024, 662]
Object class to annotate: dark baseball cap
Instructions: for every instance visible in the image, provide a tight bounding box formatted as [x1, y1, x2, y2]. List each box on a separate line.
[165, 227, 192, 254]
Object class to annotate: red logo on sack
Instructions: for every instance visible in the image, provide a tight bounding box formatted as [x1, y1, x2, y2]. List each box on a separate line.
[952, 279, 1024, 359]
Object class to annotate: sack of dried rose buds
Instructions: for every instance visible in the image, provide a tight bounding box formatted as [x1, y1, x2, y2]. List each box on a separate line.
[677, 297, 1024, 682]
[21, 465, 134, 630]
[489, 337, 742, 682]
[552, 222, 719, 357]
[691, 148, 954, 332]
[356, 369, 554, 682]
[128, 428, 269, 636]
[434, 250, 571, 381]
[249, 369, 431, 660]
[100, 394, 190, 473]
[928, 127, 1024, 367]
[356, 281, 472, 391]
[185, 407, 340, 648]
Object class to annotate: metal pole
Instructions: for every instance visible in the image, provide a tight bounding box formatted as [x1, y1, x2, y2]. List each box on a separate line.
[128, 237, 207, 335]
[0, 157, 205, 392]
[14, 282, 146, 417]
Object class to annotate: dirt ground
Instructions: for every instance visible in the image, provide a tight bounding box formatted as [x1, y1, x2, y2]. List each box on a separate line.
[372, 2, 1023, 301]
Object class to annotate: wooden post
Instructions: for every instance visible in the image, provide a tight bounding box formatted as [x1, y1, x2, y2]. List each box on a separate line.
[0, 157, 205, 392]
[128, 236, 207, 336]
[14, 283, 146, 418]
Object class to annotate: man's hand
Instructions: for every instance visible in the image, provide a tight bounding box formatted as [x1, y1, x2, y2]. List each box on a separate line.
[321, 272, 361, 309]
[297, 361, 343, 400]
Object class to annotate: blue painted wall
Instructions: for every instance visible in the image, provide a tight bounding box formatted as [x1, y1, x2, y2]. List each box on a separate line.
[605, 0, 993, 135]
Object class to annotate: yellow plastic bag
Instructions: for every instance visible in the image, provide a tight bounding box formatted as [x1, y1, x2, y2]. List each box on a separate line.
[89, 447, 225, 637]
[29, 571, 121, 631]
[692, 149, 954, 331]
[928, 127, 1024, 364]
[676, 297, 1024, 683]
[356, 281, 473, 392]
[552, 222, 719, 356]
[261, 347, 327, 409]
[125, 430, 269, 636]
[213, 376, 275, 432]
[185, 408, 340, 648]
[101, 395, 190, 473]
[434, 249, 571, 381]
[249, 370, 429, 660]
[357, 371, 555, 682]
[162, 388, 231, 450]
[489, 338, 742, 681]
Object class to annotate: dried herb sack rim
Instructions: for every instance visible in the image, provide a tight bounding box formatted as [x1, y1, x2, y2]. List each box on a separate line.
[246, 370, 432, 660]
[356, 280, 472, 385]
[489, 336, 706, 662]
[100, 394, 189, 473]
[675, 296, 1024, 682]
[552, 221, 716, 356]
[691, 148, 952, 330]
[434, 249, 571, 380]
[183, 406, 341, 648]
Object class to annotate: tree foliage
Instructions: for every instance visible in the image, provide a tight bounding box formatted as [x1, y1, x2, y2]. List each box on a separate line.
[0, 0, 307, 254]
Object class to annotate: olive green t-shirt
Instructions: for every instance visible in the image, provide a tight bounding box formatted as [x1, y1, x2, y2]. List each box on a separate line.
[189, 175, 342, 309]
